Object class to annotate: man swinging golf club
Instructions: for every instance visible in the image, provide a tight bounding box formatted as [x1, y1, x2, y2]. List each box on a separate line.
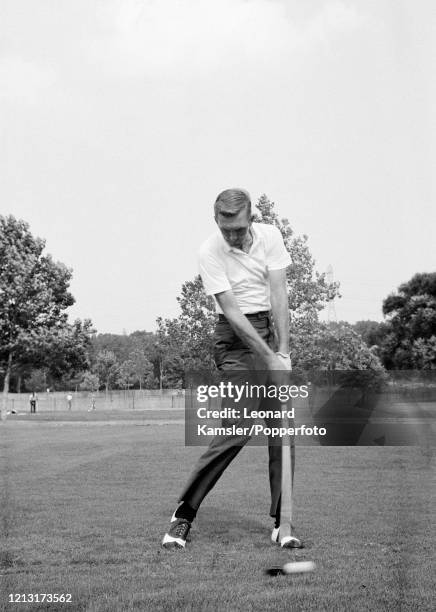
[162, 188, 302, 549]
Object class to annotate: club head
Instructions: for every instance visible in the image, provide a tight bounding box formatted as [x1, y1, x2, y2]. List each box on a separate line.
[265, 561, 315, 576]
[264, 566, 286, 576]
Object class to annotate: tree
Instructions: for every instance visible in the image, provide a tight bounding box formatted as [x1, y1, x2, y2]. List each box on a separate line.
[291, 322, 385, 372]
[116, 359, 137, 390]
[411, 337, 436, 369]
[91, 333, 131, 363]
[380, 273, 436, 369]
[351, 320, 388, 349]
[18, 318, 94, 387]
[129, 348, 153, 390]
[156, 276, 216, 386]
[24, 369, 48, 392]
[93, 350, 119, 394]
[129, 330, 156, 359]
[89, 330, 156, 378]
[253, 194, 340, 324]
[155, 319, 189, 389]
[0, 215, 93, 419]
[79, 371, 100, 392]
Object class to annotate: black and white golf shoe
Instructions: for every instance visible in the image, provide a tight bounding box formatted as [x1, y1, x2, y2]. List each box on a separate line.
[162, 517, 192, 549]
[271, 526, 304, 548]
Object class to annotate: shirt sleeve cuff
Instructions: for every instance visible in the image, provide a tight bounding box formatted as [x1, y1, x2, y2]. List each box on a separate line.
[203, 282, 232, 296]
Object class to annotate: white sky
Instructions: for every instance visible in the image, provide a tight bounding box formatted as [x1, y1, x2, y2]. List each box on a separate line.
[2, 0, 435, 333]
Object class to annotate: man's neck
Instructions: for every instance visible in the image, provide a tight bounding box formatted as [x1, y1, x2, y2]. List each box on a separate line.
[241, 228, 253, 253]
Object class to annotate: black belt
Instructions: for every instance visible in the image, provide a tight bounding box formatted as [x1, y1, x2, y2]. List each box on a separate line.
[218, 310, 270, 322]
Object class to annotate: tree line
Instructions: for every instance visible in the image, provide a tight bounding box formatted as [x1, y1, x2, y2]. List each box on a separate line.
[1, 199, 435, 404]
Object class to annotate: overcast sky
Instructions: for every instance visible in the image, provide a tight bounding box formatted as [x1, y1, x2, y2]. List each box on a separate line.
[2, 0, 435, 333]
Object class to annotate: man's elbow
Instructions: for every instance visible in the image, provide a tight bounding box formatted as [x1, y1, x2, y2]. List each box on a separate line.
[215, 292, 240, 318]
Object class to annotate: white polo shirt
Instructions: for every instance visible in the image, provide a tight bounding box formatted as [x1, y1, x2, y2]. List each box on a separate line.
[198, 222, 291, 314]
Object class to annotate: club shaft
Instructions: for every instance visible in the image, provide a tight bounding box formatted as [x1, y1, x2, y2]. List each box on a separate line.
[280, 401, 293, 538]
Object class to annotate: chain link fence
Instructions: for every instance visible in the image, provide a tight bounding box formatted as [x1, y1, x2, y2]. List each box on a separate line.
[6, 389, 185, 413]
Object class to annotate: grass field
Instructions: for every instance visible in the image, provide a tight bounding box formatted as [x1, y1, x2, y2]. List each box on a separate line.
[0, 411, 434, 611]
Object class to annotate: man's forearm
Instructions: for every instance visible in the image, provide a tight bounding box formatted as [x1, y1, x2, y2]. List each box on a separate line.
[270, 282, 290, 354]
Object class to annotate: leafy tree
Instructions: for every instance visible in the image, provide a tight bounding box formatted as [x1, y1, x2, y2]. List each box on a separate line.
[86, 330, 158, 388]
[18, 318, 94, 386]
[156, 276, 216, 386]
[24, 369, 48, 393]
[252, 194, 340, 324]
[380, 273, 436, 369]
[411, 337, 436, 369]
[155, 318, 189, 388]
[129, 348, 153, 390]
[351, 320, 388, 349]
[129, 330, 156, 357]
[91, 333, 131, 363]
[252, 196, 383, 371]
[116, 359, 137, 390]
[291, 321, 384, 372]
[89, 330, 157, 376]
[93, 350, 119, 393]
[79, 371, 100, 392]
[0, 215, 93, 419]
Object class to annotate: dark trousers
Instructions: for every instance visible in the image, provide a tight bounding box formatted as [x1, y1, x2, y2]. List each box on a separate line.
[178, 312, 295, 518]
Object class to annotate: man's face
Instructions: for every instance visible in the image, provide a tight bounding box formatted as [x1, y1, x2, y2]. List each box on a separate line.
[216, 208, 251, 250]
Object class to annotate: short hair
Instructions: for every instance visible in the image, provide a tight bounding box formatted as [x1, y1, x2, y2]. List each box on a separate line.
[214, 188, 251, 219]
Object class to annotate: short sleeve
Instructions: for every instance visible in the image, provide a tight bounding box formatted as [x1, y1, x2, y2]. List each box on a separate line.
[198, 248, 231, 296]
[265, 225, 292, 270]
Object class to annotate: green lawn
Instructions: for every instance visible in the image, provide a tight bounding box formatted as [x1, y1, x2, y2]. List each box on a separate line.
[0, 413, 434, 611]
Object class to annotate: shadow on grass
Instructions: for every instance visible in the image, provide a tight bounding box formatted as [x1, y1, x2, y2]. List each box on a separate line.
[0, 551, 26, 569]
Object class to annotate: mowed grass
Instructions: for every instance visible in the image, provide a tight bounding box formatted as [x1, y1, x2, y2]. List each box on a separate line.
[6, 410, 183, 423]
[0, 413, 434, 612]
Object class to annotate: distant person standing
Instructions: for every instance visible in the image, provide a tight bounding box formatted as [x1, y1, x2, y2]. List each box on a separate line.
[66, 393, 73, 410]
[29, 392, 38, 413]
[89, 393, 96, 411]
